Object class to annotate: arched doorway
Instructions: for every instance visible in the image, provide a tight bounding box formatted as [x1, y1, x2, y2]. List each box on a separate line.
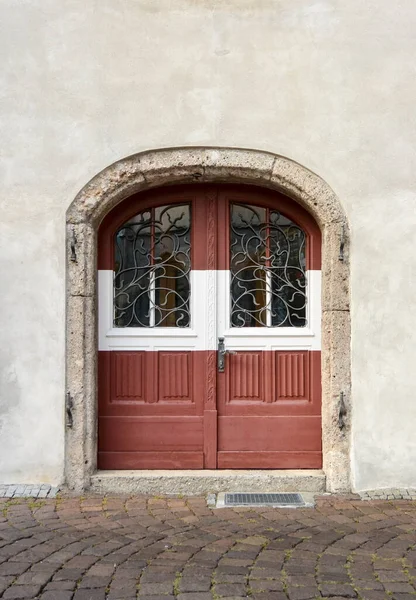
[65, 147, 350, 492]
[97, 184, 322, 470]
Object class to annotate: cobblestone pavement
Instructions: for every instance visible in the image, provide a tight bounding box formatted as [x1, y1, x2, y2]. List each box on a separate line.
[1, 494, 416, 600]
[0, 486, 58, 500]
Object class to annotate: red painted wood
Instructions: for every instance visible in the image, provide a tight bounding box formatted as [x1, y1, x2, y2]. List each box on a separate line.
[203, 410, 218, 468]
[217, 452, 322, 469]
[112, 352, 145, 401]
[99, 452, 204, 469]
[216, 186, 321, 270]
[98, 350, 207, 468]
[159, 352, 192, 401]
[99, 349, 321, 468]
[231, 353, 261, 399]
[98, 184, 321, 270]
[218, 351, 320, 415]
[99, 351, 206, 415]
[217, 416, 322, 451]
[277, 352, 307, 399]
[216, 351, 322, 468]
[98, 184, 322, 470]
[98, 417, 203, 451]
[98, 186, 214, 271]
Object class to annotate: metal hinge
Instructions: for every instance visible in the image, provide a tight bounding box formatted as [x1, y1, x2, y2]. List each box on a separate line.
[339, 224, 345, 262]
[338, 391, 347, 430]
[66, 392, 74, 429]
[70, 228, 77, 263]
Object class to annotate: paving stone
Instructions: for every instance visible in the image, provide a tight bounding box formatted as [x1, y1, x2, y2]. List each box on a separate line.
[179, 576, 211, 591]
[78, 575, 112, 588]
[0, 576, 15, 593]
[73, 589, 106, 599]
[377, 571, 409, 582]
[139, 581, 174, 594]
[0, 484, 59, 499]
[216, 572, 247, 583]
[214, 582, 247, 595]
[40, 592, 74, 600]
[3, 585, 42, 598]
[287, 575, 317, 586]
[355, 580, 384, 590]
[358, 593, 394, 600]
[384, 582, 415, 593]
[44, 580, 77, 590]
[251, 594, 287, 600]
[287, 587, 320, 600]
[250, 579, 284, 591]
[15, 570, 53, 585]
[0, 562, 32, 576]
[177, 594, 212, 600]
[0, 495, 415, 600]
[320, 583, 357, 597]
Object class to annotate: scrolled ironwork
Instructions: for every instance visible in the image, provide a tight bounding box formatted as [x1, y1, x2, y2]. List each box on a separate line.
[230, 203, 307, 327]
[114, 204, 191, 327]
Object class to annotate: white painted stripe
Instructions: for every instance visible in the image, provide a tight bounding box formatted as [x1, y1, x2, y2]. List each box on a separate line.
[99, 270, 214, 351]
[218, 270, 321, 352]
[98, 270, 321, 351]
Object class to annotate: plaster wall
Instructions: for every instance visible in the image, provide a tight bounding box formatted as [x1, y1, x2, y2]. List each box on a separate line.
[0, 0, 415, 490]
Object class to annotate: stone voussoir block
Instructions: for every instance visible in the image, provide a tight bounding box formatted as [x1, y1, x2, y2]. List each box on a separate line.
[203, 147, 275, 182]
[270, 156, 344, 227]
[66, 223, 96, 297]
[321, 222, 350, 312]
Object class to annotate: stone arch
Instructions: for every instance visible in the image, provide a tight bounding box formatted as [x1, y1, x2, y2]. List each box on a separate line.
[66, 147, 350, 493]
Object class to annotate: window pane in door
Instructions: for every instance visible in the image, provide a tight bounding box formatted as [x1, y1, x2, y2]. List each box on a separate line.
[230, 203, 306, 328]
[114, 204, 191, 327]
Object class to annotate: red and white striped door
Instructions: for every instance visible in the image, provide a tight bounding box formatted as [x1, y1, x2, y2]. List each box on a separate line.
[97, 185, 322, 469]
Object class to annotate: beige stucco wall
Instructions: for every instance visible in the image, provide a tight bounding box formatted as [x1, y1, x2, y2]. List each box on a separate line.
[1, 0, 415, 490]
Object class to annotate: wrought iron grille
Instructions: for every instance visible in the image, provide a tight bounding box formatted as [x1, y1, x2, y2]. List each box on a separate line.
[114, 204, 191, 327]
[230, 203, 306, 327]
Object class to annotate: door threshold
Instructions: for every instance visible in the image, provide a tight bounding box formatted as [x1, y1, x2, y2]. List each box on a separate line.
[90, 469, 326, 496]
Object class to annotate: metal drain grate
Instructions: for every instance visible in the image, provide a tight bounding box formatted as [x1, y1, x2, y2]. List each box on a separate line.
[224, 493, 305, 506]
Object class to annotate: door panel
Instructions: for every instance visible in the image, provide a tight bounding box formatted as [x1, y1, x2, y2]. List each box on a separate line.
[98, 349, 208, 468]
[217, 352, 322, 467]
[215, 188, 322, 469]
[217, 351, 321, 415]
[98, 184, 322, 470]
[217, 452, 322, 469]
[98, 188, 212, 469]
[217, 416, 322, 451]
[99, 452, 204, 470]
[99, 417, 203, 450]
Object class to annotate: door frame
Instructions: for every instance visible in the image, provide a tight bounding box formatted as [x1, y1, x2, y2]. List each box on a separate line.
[65, 147, 350, 493]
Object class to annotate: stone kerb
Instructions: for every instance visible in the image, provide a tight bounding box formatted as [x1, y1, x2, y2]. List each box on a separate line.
[65, 146, 351, 493]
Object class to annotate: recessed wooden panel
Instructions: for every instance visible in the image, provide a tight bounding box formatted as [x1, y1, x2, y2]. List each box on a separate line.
[217, 451, 322, 469]
[98, 452, 204, 470]
[111, 351, 145, 402]
[98, 417, 203, 452]
[230, 352, 263, 401]
[158, 352, 192, 402]
[277, 352, 308, 400]
[218, 416, 322, 452]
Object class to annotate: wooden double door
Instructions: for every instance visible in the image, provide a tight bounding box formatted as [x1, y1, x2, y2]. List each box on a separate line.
[98, 184, 322, 469]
